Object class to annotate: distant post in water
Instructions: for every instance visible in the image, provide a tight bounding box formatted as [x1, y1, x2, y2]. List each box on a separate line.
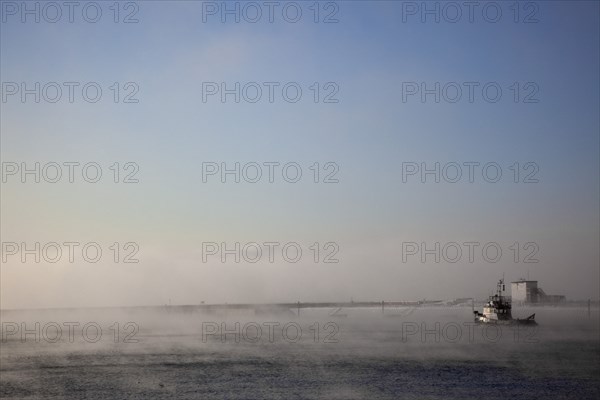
[588, 299, 591, 318]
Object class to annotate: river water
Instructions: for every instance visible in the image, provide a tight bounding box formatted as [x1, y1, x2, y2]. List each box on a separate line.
[1, 306, 598, 399]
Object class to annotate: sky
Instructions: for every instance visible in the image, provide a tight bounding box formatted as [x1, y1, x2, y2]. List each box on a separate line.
[1, 0, 599, 309]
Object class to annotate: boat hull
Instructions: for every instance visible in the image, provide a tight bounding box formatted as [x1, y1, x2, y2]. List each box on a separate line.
[474, 313, 537, 325]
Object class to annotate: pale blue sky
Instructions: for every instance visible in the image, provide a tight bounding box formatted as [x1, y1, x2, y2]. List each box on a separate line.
[1, 1, 598, 308]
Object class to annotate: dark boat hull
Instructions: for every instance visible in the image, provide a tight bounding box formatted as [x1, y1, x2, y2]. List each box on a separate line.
[474, 313, 537, 325]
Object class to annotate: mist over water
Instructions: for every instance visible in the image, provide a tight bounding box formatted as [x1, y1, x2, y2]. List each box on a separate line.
[2, 306, 598, 399]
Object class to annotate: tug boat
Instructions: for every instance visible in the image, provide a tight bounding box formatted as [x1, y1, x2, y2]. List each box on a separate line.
[474, 279, 536, 325]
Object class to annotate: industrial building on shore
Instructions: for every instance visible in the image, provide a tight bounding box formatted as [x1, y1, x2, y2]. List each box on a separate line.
[511, 279, 566, 304]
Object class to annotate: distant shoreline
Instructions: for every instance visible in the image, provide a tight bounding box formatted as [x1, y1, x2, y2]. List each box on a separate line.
[2, 300, 599, 313]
